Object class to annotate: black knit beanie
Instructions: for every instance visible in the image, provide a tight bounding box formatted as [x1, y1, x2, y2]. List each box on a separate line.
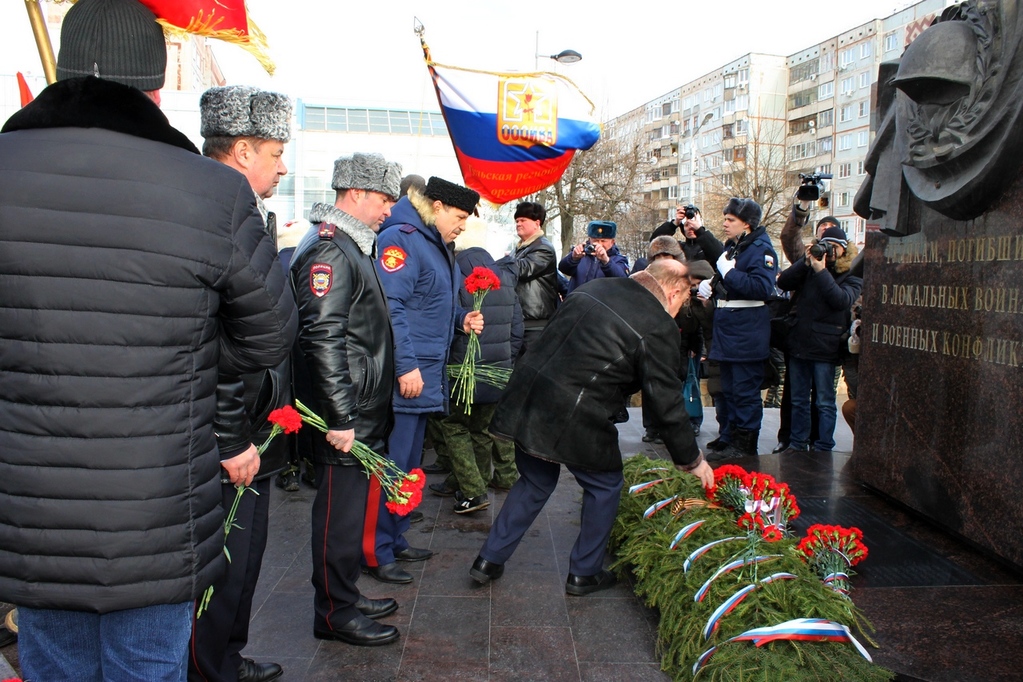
[57, 0, 167, 91]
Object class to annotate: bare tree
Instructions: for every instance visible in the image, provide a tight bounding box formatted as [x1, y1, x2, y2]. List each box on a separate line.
[527, 131, 654, 263]
[700, 114, 789, 243]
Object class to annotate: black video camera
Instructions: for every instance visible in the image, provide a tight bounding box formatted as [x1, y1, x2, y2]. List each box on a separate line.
[583, 242, 597, 256]
[796, 172, 833, 202]
[808, 239, 833, 261]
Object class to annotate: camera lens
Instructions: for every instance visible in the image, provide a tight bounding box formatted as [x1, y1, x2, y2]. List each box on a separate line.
[685, 208, 696, 219]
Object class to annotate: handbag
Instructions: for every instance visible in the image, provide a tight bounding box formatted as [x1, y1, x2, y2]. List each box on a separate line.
[683, 357, 703, 419]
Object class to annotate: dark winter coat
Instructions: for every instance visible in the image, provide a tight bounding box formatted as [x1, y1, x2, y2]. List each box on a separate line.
[376, 194, 465, 414]
[708, 226, 778, 363]
[290, 203, 396, 459]
[499, 235, 558, 328]
[450, 249, 524, 404]
[491, 273, 701, 472]
[0, 77, 297, 613]
[558, 245, 630, 294]
[777, 244, 862, 364]
[650, 222, 723, 264]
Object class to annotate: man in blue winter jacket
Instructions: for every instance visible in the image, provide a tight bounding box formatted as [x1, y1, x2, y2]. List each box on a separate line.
[559, 220, 630, 293]
[366, 177, 484, 585]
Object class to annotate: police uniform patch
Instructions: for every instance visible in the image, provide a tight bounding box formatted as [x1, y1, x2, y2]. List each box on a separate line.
[764, 254, 775, 269]
[380, 246, 407, 273]
[310, 263, 332, 297]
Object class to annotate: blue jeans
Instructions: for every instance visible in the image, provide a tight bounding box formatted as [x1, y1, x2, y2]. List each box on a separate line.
[788, 357, 837, 451]
[19, 601, 192, 682]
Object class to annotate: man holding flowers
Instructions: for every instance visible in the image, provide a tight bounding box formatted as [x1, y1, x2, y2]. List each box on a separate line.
[290, 152, 404, 647]
[368, 177, 484, 584]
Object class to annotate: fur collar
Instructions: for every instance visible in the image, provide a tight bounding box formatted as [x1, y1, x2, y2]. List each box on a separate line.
[630, 270, 669, 311]
[832, 242, 858, 275]
[2, 77, 198, 154]
[308, 202, 377, 256]
[408, 189, 438, 226]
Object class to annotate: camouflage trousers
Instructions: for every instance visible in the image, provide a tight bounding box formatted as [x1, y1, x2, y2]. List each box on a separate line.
[438, 402, 518, 498]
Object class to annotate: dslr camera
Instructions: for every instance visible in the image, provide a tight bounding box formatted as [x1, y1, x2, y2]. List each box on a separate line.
[808, 239, 833, 261]
[682, 204, 698, 220]
[796, 172, 833, 202]
[583, 242, 597, 256]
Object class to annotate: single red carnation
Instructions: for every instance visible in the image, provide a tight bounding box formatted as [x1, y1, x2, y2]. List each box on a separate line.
[268, 405, 303, 434]
[762, 526, 783, 542]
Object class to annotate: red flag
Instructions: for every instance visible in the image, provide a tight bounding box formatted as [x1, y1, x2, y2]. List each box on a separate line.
[16, 72, 34, 107]
[138, 0, 274, 75]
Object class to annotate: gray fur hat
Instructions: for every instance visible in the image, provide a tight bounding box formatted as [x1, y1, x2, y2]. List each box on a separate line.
[332, 153, 403, 199]
[200, 85, 293, 142]
[57, 0, 167, 91]
[723, 197, 763, 229]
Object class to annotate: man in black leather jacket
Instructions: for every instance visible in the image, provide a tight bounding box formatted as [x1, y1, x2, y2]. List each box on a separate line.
[195, 85, 295, 682]
[498, 201, 559, 355]
[290, 153, 403, 647]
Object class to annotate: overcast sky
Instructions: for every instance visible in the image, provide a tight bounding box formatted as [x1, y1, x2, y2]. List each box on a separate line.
[3, 0, 914, 118]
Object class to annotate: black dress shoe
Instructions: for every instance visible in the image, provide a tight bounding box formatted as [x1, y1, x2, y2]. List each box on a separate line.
[408, 510, 424, 524]
[429, 482, 457, 497]
[469, 555, 504, 584]
[394, 546, 433, 562]
[771, 441, 789, 454]
[423, 462, 449, 474]
[355, 595, 398, 620]
[314, 613, 400, 646]
[565, 569, 618, 596]
[237, 658, 283, 682]
[705, 437, 729, 452]
[365, 562, 413, 584]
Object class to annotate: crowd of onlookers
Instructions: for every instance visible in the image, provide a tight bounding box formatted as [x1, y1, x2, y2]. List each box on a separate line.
[0, 2, 863, 680]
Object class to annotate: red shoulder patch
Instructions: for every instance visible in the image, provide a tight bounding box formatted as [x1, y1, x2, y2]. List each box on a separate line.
[318, 223, 336, 239]
[380, 246, 408, 273]
[310, 263, 333, 297]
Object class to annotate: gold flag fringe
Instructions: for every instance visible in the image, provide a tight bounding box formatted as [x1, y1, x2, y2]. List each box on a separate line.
[157, 13, 275, 76]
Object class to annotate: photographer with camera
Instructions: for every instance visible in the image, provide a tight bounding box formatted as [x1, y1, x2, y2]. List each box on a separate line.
[651, 204, 722, 264]
[776, 225, 862, 454]
[559, 220, 630, 294]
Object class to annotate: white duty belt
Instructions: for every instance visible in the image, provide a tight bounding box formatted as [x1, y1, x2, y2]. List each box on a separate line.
[717, 299, 765, 309]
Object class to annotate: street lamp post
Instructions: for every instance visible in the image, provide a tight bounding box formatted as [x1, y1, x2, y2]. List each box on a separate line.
[534, 31, 582, 70]
[689, 112, 714, 207]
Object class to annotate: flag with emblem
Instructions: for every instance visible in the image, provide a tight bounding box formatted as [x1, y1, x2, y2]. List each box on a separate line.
[419, 33, 600, 205]
[136, 0, 275, 74]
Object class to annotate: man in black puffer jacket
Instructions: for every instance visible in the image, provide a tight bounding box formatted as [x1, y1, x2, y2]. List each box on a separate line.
[0, 1, 297, 679]
[432, 247, 523, 513]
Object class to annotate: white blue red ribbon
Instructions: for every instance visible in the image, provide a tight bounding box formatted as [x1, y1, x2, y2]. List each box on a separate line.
[701, 573, 797, 639]
[628, 479, 664, 495]
[643, 495, 678, 518]
[683, 536, 745, 573]
[693, 618, 872, 674]
[669, 520, 705, 550]
[694, 555, 782, 602]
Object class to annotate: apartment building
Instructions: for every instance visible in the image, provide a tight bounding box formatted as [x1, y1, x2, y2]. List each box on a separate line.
[615, 0, 952, 249]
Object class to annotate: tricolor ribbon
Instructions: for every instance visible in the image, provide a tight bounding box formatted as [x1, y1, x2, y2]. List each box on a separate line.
[669, 520, 705, 550]
[694, 555, 782, 603]
[683, 536, 745, 573]
[628, 479, 664, 495]
[693, 618, 873, 674]
[701, 573, 797, 639]
[640, 467, 670, 475]
[643, 495, 678, 518]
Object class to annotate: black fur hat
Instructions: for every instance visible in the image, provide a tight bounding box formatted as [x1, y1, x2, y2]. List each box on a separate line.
[424, 177, 480, 214]
[723, 197, 762, 229]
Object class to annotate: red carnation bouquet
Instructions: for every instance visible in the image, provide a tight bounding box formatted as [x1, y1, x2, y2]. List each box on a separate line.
[199, 405, 304, 617]
[796, 524, 869, 596]
[707, 465, 800, 543]
[294, 400, 425, 516]
[450, 266, 501, 414]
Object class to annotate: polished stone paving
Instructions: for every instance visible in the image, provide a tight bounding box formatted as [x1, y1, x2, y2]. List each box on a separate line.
[2, 406, 1021, 680]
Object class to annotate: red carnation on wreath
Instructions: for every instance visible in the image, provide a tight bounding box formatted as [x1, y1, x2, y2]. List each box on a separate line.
[762, 525, 784, 542]
[797, 524, 869, 596]
[706, 464, 749, 510]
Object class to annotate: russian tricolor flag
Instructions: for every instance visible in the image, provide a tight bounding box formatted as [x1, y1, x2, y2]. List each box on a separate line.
[427, 61, 601, 204]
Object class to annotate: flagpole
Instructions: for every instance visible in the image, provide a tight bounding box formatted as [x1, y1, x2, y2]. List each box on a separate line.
[24, 0, 57, 84]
